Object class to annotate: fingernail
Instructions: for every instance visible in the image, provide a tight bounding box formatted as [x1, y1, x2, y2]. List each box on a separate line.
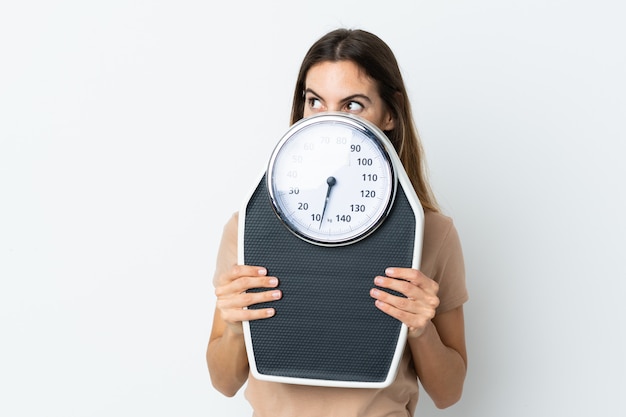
[272, 290, 282, 299]
[269, 277, 278, 286]
[267, 308, 275, 317]
[258, 268, 267, 275]
[374, 277, 384, 285]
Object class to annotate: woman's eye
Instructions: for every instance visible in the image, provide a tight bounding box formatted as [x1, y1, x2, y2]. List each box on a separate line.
[345, 101, 364, 112]
[308, 98, 323, 110]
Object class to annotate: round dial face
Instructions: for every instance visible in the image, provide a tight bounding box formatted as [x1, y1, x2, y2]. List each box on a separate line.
[267, 113, 397, 246]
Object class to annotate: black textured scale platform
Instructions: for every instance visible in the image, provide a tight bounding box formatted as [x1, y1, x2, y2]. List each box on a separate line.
[242, 174, 419, 387]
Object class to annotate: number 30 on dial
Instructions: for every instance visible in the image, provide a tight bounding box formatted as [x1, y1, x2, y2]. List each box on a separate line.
[267, 113, 397, 246]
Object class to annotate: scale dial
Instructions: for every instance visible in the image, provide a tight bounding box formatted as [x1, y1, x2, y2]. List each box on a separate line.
[267, 113, 397, 246]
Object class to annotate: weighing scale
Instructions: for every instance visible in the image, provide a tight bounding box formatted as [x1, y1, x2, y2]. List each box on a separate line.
[239, 113, 424, 388]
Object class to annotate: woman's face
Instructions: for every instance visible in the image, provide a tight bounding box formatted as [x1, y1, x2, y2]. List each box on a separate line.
[303, 60, 395, 131]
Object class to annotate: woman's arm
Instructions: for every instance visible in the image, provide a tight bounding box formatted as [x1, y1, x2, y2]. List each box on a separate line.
[409, 306, 467, 408]
[207, 307, 249, 397]
[371, 268, 467, 408]
[206, 214, 281, 396]
[206, 264, 281, 397]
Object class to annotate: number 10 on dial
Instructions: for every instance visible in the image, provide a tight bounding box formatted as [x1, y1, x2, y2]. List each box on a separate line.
[267, 113, 397, 246]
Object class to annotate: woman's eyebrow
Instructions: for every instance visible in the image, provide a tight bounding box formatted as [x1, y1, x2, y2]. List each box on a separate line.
[304, 88, 321, 98]
[342, 94, 372, 104]
[304, 88, 372, 103]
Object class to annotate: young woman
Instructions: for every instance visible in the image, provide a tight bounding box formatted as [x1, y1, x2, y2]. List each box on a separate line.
[207, 28, 468, 416]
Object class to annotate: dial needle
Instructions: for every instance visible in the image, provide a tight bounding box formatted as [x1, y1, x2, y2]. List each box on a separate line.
[319, 176, 337, 229]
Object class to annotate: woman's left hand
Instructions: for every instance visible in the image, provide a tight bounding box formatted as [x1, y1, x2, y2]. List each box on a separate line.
[370, 267, 440, 338]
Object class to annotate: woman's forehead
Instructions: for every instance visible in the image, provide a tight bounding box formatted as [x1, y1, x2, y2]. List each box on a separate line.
[305, 61, 377, 97]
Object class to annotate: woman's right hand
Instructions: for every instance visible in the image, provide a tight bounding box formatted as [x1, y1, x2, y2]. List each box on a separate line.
[214, 265, 281, 335]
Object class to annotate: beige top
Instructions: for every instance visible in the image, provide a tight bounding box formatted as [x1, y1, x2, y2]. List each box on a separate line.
[213, 210, 468, 417]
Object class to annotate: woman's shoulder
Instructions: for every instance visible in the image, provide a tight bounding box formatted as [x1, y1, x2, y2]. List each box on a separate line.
[423, 209, 456, 238]
[421, 209, 463, 267]
[217, 211, 241, 254]
[223, 211, 239, 233]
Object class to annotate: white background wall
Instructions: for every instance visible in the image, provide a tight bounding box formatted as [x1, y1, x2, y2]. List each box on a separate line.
[1, 1, 625, 416]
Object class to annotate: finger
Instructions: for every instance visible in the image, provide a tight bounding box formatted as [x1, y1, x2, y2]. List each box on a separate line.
[374, 275, 430, 300]
[371, 279, 439, 311]
[370, 286, 413, 311]
[221, 304, 277, 324]
[375, 291, 435, 337]
[214, 264, 270, 289]
[217, 288, 282, 310]
[373, 297, 435, 326]
[215, 274, 279, 298]
[384, 267, 439, 293]
[225, 264, 268, 283]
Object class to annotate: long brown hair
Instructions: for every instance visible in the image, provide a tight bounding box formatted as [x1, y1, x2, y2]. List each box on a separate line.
[290, 28, 439, 212]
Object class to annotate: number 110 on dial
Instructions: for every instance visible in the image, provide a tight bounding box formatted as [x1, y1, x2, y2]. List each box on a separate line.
[267, 114, 397, 246]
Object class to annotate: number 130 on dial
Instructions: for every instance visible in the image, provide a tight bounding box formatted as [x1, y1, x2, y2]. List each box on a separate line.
[267, 113, 397, 246]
